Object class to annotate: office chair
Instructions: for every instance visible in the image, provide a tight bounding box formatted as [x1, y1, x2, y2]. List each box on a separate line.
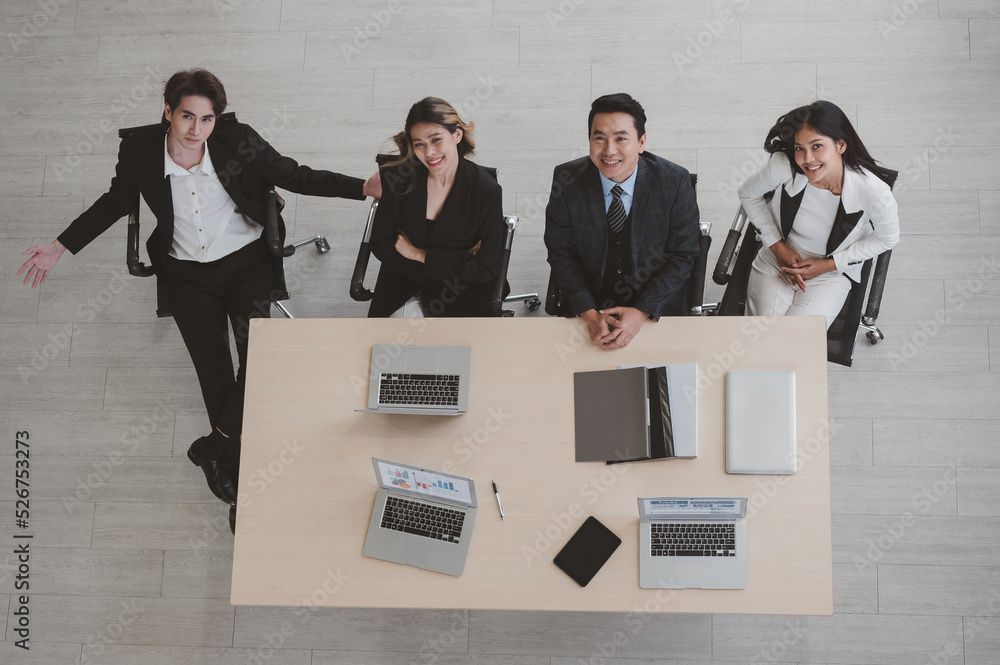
[349, 154, 541, 317]
[544, 173, 712, 317]
[710, 167, 898, 367]
[120, 112, 328, 318]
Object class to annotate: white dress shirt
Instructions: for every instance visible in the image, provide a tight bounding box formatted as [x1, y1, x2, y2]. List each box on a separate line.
[164, 135, 262, 262]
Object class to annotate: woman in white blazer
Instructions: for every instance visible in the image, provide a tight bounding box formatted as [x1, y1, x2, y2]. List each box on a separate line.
[738, 100, 900, 327]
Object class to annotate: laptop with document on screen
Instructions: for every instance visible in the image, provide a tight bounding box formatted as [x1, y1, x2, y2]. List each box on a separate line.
[637, 496, 747, 589]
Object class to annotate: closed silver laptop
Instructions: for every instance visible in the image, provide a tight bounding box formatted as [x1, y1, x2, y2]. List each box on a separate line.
[638, 497, 748, 589]
[360, 344, 472, 416]
[363, 458, 478, 577]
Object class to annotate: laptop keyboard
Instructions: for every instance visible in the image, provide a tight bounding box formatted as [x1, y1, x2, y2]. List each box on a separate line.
[378, 373, 460, 407]
[651, 523, 737, 557]
[381, 496, 465, 544]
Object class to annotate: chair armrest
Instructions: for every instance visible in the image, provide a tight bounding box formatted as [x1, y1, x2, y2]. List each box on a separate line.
[687, 223, 712, 314]
[350, 201, 379, 302]
[713, 206, 750, 286]
[489, 216, 517, 316]
[863, 249, 892, 325]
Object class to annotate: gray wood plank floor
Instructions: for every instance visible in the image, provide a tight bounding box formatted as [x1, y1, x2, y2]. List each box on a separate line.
[2, 1, 998, 663]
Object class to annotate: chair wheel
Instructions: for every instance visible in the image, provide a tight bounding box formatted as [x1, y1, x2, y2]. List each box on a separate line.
[866, 330, 884, 345]
[525, 297, 541, 311]
[315, 237, 330, 254]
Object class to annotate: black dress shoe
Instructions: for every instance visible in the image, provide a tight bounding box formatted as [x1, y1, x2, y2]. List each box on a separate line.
[187, 437, 237, 505]
[229, 504, 237, 535]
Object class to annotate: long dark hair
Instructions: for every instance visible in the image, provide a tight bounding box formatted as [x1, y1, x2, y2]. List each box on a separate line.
[764, 100, 887, 184]
[384, 97, 476, 194]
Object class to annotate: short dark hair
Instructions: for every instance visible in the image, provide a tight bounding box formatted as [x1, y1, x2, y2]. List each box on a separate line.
[764, 100, 884, 181]
[163, 69, 228, 117]
[588, 93, 646, 137]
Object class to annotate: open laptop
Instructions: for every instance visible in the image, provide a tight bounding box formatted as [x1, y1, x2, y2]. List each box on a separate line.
[359, 344, 471, 415]
[637, 497, 748, 589]
[363, 457, 478, 576]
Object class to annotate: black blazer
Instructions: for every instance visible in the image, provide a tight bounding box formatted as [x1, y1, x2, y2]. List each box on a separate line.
[544, 152, 700, 319]
[368, 156, 505, 317]
[57, 118, 366, 295]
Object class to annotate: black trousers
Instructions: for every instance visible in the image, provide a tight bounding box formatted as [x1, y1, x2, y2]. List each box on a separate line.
[163, 239, 274, 461]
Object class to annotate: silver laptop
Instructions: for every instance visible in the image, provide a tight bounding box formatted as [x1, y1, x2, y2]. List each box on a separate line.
[360, 344, 471, 415]
[725, 370, 796, 474]
[638, 497, 748, 589]
[363, 457, 478, 577]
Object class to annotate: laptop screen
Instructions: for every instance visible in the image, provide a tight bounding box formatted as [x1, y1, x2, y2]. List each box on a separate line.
[375, 459, 474, 505]
[640, 497, 744, 518]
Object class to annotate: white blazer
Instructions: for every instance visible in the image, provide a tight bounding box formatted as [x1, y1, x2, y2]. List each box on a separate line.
[737, 152, 900, 282]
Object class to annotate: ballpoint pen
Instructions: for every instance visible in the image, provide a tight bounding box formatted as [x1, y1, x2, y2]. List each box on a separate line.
[492, 481, 505, 520]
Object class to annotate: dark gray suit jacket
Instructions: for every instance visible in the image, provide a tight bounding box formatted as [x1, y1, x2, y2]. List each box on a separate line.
[544, 152, 700, 319]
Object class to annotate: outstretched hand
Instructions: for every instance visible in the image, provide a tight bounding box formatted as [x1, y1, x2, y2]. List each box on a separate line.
[18, 240, 67, 288]
[363, 170, 382, 199]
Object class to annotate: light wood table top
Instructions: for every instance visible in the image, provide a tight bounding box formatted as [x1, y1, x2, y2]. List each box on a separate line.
[232, 315, 832, 614]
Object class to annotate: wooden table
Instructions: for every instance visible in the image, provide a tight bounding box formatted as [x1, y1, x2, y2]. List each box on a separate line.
[231, 315, 832, 614]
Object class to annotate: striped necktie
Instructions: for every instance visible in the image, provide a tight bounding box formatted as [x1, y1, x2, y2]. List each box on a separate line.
[608, 184, 626, 234]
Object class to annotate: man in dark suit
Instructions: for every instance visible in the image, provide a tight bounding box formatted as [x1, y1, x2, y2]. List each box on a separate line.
[544, 93, 700, 349]
[18, 69, 379, 530]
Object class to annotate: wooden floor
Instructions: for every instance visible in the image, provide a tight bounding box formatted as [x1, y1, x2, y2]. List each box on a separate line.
[2, 1, 998, 663]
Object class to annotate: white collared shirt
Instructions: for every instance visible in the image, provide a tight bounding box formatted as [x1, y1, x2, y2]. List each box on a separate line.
[164, 134, 262, 262]
[599, 166, 638, 217]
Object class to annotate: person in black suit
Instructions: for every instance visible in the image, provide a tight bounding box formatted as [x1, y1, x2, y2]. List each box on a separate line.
[18, 69, 379, 530]
[367, 97, 505, 318]
[545, 93, 700, 350]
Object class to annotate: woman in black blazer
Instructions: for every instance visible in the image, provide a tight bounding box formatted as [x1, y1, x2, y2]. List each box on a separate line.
[368, 97, 506, 317]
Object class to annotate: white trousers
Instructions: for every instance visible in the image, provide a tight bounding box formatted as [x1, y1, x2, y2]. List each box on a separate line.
[746, 245, 852, 329]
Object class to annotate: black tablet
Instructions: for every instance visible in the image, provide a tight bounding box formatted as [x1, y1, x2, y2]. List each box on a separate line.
[553, 516, 622, 587]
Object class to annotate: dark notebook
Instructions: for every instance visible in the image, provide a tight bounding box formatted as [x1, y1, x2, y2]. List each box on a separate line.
[573, 366, 676, 464]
